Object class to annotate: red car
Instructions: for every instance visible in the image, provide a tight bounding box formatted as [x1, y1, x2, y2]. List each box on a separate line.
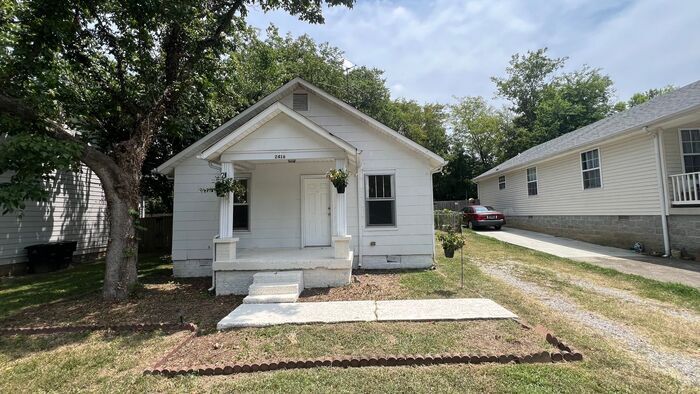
[462, 205, 506, 230]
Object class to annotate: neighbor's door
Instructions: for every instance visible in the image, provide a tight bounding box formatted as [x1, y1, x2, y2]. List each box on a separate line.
[302, 177, 331, 246]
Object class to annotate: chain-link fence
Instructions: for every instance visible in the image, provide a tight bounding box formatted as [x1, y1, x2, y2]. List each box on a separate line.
[434, 210, 463, 232]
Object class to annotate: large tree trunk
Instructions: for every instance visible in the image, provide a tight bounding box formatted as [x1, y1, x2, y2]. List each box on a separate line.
[102, 178, 140, 300]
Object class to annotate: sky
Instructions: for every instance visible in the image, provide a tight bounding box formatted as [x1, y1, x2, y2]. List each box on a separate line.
[246, 0, 700, 106]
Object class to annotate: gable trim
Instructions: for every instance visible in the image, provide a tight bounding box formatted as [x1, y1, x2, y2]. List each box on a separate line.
[198, 102, 356, 161]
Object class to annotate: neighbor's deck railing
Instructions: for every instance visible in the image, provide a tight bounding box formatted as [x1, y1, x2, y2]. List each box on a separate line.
[670, 171, 700, 206]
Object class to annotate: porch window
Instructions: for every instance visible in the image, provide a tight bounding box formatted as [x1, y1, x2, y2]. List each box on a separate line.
[498, 176, 506, 190]
[680, 129, 700, 173]
[526, 167, 538, 196]
[581, 149, 602, 189]
[233, 178, 249, 231]
[366, 174, 395, 226]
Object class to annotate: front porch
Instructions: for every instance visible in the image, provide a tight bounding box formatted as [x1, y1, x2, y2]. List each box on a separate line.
[198, 101, 358, 296]
[212, 246, 354, 296]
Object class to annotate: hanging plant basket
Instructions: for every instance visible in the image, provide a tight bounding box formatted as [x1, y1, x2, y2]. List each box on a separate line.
[200, 174, 246, 198]
[443, 247, 455, 258]
[326, 168, 349, 194]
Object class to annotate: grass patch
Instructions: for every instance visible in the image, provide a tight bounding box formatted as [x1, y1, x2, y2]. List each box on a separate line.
[466, 230, 700, 313]
[162, 320, 551, 369]
[0, 255, 170, 319]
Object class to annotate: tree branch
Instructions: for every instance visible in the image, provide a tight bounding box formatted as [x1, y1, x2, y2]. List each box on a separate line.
[0, 93, 124, 193]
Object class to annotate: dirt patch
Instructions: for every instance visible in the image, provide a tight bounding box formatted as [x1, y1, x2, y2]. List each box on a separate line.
[300, 270, 407, 301]
[0, 278, 241, 332]
[160, 319, 554, 370]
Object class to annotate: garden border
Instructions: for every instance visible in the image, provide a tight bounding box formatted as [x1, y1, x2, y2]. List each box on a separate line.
[0, 318, 583, 378]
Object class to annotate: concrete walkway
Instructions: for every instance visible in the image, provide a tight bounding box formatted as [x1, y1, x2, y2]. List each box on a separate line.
[217, 299, 517, 329]
[477, 227, 700, 288]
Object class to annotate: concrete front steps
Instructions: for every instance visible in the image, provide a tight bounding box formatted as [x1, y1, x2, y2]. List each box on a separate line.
[242, 271, 304, 304]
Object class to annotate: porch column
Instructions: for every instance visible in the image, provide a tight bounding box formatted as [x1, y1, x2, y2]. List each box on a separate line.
[219, 162, 234, 238]
[332, 158, 351, 259]
[214, 161, 238, 264]
[335, 159, 348, 236]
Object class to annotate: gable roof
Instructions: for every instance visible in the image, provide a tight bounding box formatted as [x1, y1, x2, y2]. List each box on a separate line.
[198, 102, 357, 160]
[474, 79, 700, 181]
[156, 78, 446, 175]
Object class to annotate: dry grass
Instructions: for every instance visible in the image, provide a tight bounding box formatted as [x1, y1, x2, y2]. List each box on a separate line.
[160, 320, 553, 369]
[300, 269, 408, 301]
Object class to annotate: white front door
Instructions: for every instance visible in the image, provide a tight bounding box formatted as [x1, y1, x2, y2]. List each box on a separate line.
[302, 177, 331, 246]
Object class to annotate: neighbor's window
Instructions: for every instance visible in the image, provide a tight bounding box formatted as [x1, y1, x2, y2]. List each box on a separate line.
[366, 174, 396, 226]
[527, 167, 538, 196]
[498, 176, 506, 190]
[581, 149, 602, 189]
[292, 93, 308, 111]
[680, 129, 700, 173]
[233, 178, 249, 231]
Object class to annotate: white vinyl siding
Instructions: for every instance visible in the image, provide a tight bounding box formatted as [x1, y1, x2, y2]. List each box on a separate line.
[477, 134, 661, 216]
[0, 166, 109, 266]
[526, 167, 538, 196]
[171, 90, 437, 268]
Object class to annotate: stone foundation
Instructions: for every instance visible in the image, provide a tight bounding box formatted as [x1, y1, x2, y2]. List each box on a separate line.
[506, 215, 700, 258]
[173, 259, 212, 278]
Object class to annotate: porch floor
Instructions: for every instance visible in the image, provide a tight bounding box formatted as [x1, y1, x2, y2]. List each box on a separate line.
[235, 247, 334, 262]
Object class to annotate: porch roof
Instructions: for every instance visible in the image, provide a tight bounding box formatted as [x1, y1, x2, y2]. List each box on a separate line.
[197, 102, 357, 163]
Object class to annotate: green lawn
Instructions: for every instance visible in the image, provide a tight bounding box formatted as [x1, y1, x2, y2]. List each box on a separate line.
[0, 234, 698, 393]
[0, 255, 169, 318]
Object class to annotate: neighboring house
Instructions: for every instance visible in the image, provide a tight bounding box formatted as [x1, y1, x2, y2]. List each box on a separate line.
[0, 166, 110, 275]
[475, 80, 700, 259]
[156, 78, 446, 295]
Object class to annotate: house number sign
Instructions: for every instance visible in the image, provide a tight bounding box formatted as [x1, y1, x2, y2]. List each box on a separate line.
[274, 153, 286, 159]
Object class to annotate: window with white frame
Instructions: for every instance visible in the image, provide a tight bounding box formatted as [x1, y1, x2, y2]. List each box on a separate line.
[680, 129, 700, 173]
[581, 149, 602, 189]
[232, 178, 249, 231]
[498, 175, 506, 190]
[366, 174, 395, 226]
[526, 167, 538, 196]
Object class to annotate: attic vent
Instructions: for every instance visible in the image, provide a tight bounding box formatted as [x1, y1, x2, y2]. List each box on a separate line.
[292, 93, 308, 111]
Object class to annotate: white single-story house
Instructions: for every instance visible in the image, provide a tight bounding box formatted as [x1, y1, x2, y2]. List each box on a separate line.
[0, 166, 109, 275]
[475, 80, 700, 259]
[156, 78, 446, 297]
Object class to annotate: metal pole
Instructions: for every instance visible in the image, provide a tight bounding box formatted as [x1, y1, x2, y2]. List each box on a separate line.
[460, 245, 464, 289]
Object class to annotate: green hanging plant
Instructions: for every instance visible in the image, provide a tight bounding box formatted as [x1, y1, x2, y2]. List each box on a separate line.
[326, 168, 350, 193]
[200, 174, 246, 199]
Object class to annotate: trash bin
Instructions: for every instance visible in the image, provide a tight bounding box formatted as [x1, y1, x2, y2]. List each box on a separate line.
[24, 241, 78, 274]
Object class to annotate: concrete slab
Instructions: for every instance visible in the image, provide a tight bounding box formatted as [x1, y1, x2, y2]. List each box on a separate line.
[477, 227, 700, 288]
[376, 298, 517, 321]
[217, 300, 376, 329]
[217, 298, 517, 329]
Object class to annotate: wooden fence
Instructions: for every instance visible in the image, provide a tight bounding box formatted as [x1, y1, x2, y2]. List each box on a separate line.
[434, 210, 463, 232]
[138, 214, 173, 253]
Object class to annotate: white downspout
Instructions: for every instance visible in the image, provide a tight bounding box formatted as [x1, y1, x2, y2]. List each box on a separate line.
[355, 150, 363, 267]
[648, 127, 671, 257]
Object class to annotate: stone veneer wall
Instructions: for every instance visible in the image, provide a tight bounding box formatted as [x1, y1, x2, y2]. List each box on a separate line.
[505, 215, 700, 258]
[668, 215, 700, 258]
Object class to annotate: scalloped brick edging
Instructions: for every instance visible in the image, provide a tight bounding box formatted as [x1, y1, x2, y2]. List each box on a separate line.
[143, 319, 583, 377]
[1, 318, 583, 378]
[143, 348, 584, 377]
[0, 322, 197, 336]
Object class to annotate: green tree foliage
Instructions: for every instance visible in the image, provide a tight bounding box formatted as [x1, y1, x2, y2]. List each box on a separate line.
[491, 48, 615, 158]
[531, 66, 614, 145]
[0, 0, 354, 300]
[614, 85, 676, 111]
